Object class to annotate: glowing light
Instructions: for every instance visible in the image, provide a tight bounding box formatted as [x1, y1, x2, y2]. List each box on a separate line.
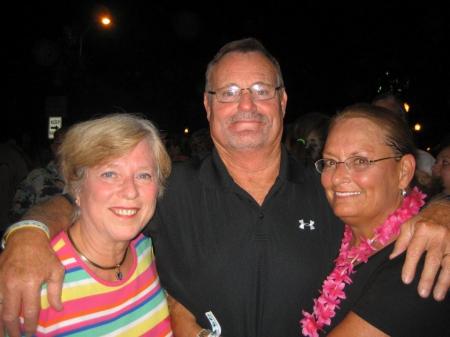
[414, 123, 422, 132]
[403, 102, 410, 112]
[426, 147, 431, 151]
[100, 16, 111, 26]
[184, 128, 190, 134]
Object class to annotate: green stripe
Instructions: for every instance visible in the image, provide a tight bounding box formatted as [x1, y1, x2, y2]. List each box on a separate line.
[135, 236, 151, 256]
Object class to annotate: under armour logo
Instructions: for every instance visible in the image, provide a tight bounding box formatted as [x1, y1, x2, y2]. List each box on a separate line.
[298, 219, 315, 230]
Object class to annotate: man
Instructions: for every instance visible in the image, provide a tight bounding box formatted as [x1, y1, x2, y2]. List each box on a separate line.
[0, 139, 29, 234]
[9, 128, 66, 222]
[372, 93, 437, 196]
[371, 93, 436, 173]
[0, 38, 449, 337]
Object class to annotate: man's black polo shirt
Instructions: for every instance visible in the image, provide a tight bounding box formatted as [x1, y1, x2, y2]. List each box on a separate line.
[147, 147, 343, 337]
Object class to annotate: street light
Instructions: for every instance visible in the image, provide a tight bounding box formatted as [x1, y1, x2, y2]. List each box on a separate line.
[79, 14, 113, 59]
[414, 123, 422, 132]
[403, 102, 410, 113]
[100, 16, 112, 26]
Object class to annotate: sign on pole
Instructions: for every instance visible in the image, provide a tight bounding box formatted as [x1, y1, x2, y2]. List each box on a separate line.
[48, 116, 62, 139]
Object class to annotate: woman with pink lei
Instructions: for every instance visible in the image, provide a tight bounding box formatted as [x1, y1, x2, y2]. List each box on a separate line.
[301, 103, 449, 337]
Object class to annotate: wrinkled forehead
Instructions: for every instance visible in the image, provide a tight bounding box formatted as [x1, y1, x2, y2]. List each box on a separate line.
[210, 51, 278, 88]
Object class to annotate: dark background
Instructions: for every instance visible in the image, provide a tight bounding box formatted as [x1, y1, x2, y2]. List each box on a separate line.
[3, 2, 449, 152]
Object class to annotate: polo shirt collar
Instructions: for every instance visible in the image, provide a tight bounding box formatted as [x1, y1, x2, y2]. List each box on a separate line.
[198, 146, 305, 190]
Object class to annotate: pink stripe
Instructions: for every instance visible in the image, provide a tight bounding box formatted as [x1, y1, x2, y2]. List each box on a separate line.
[40, 267, 160, 328]
[36, 233, 171, 335]
[40, 233, 160, 328]
[140, 317, 172, 337]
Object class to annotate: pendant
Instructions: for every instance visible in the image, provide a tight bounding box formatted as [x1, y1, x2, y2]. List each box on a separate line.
[115, 265, 123, 280]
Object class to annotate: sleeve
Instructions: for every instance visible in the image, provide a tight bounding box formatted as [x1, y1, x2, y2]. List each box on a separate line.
[353, 255, 450, 337]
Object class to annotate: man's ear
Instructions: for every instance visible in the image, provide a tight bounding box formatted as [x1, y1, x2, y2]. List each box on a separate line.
[280, 89, 288, 117]
[398, 154, 416, 189]
[204, 93, 211, 121]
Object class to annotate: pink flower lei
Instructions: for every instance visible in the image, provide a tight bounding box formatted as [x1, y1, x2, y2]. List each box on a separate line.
[300, 187, 426, 337]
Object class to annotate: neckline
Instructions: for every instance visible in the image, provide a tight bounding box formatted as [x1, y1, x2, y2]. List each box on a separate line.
[66, 228, 128, 280]
[62, 231, 138, 285]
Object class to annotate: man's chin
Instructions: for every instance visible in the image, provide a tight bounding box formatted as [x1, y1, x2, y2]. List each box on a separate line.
[227, 136, 266, 150]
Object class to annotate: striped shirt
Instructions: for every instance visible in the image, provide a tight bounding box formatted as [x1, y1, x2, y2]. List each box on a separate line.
[26, 232, 172, 336]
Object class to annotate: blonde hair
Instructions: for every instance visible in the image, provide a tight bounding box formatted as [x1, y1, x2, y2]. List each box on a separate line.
[59, 113, 171, 201]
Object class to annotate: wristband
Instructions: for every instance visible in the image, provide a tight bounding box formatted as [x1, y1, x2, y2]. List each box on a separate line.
[1, 220, 50, 250]
[196, 329, 214, 337]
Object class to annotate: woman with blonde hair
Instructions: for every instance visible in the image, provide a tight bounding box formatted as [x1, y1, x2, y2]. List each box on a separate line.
[23, 113, 173, 336]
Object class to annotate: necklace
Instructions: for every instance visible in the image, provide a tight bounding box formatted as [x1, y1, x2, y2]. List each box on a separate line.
[300, 187, 426, 337]
[67, 228, 128, 280]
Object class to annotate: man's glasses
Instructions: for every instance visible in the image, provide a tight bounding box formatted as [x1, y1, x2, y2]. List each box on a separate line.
[314, 155, 402, 174]
[208, 83, 283, 103]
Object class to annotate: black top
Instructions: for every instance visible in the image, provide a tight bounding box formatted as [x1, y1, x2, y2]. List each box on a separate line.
[147, 147, 343, 337]
[317, 243, 450, 337]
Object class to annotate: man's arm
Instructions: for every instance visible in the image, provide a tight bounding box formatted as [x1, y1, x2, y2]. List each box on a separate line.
[391, 198, 450, 300]
[167, 294, 210, 337]
[22, 194, 74, 237]
[0, 195, 73, 337]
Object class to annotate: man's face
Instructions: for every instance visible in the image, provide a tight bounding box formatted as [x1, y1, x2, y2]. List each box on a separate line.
[432, 146, 450, 194]
[204, 51, 287, 153]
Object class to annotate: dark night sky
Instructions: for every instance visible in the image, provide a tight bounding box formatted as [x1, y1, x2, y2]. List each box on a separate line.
[4, 2, 449, 149]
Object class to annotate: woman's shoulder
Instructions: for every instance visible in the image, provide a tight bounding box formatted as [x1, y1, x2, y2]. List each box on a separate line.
[351, 246, 449, 337]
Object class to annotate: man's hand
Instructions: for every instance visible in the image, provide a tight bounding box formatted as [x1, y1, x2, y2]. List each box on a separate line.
[0, 228, 64, 337]
[391, 199, 450, 301]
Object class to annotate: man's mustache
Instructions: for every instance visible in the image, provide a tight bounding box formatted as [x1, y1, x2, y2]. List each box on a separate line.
[228, 111, 268, 123]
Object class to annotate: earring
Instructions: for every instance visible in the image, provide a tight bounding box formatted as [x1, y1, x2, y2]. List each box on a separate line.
[401, 189, 407, 197]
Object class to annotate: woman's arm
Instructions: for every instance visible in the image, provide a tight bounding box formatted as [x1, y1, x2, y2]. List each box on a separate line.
[327, 312, 389, 337]
[0, 195, 73, 337]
